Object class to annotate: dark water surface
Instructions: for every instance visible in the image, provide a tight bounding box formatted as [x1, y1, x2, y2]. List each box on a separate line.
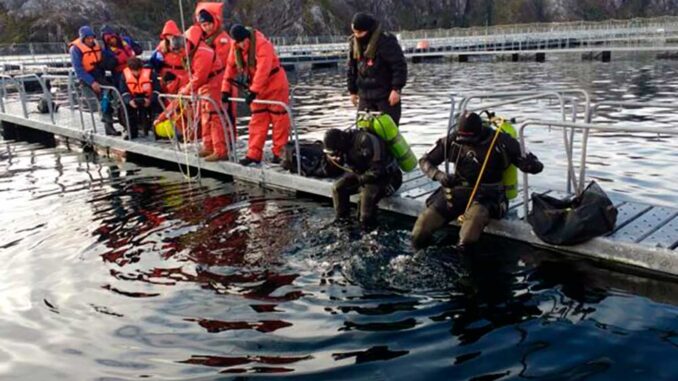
[2, 56, 678, 380]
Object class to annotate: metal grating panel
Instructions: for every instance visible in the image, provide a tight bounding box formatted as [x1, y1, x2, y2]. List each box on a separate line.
[609, 202, 652, 232]
[405, 181, 440, 199]
[395, 174, 432, 194]
[608, 207, 677, 243]
[640, 214, 678, 249]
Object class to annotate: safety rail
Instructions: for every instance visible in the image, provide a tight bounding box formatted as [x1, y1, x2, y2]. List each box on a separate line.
[0, 74, 29, 118]
[157, 93, 237, 163]
[99, 85, 132, 139]
[14, 73, 55, 124]
[226, 96, 301, 175]
[517, 119, 678, 218]
[448, 89, 592, 194]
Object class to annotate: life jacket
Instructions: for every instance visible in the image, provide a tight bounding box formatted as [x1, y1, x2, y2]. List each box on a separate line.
[123, 67, 153, 97]
[69, 38, 103, 72]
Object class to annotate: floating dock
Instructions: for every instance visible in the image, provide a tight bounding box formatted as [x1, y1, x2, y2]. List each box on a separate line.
[1, 87, 677, 278]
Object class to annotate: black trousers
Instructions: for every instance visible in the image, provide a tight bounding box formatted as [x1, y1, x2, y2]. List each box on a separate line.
[332, 170, 402, 227]
[358, 97, 401, 126]
[123, 105, 153, 139]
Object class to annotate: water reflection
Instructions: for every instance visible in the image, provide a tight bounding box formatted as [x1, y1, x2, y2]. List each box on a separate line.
[2, 56, 678, 379]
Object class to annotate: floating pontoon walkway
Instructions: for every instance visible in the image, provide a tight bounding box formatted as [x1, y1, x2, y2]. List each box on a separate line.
[1, 97, 677, 278]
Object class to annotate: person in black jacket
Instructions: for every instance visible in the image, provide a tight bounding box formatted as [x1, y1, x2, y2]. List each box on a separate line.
[347, 13, 407, 125]
[412, 112, 544, 251]
[324, 128, 403, 228]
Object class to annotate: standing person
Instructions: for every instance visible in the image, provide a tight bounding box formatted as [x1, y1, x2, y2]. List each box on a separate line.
[411, 112, 544, 251]
[177, 25, 227, 162]
[119, 57, 161, 139]
[323, 128, 402, 229]
[195, 2, 238, 128]
[69, 25, 118, 136]
[223, 24, 290, 166]
[347, 12, 407, 125]
[100, 25, 135, 86]
[150, 20, 189, 94]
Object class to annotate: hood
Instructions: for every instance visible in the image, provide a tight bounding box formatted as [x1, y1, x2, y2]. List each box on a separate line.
[160, 20, 181, 39]
[78, 26, 95, 40]
[184, 25, 204, 49]
[100, 24, 116, 39]
[194, 2, 223, 33]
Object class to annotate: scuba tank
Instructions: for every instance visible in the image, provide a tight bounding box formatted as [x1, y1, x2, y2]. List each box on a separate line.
[357, 113, 417, 172]
[498, 119, 518, 200]
[482, 111, 518, 200]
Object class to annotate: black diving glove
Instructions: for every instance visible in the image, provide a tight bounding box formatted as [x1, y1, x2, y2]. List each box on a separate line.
[245, 91, 257, 105]
[434, 171, 456, 188]
[521, 152, 544, 174]
[221, 91, 231, 103]
[162, 71, 177, 83]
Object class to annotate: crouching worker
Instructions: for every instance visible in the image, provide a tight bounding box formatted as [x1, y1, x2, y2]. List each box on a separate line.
[412, 112, 544, 251]
[119, 57, 161, 139]
[323, 128, 402, 229]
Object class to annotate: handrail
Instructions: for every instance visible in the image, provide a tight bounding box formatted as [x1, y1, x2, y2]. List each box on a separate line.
[0, 74, 28, 118]
[41, 73, 73, 111]
[157, 93, 237, 162]
[14, 73, 55, 124]
[228, 96, 301, 175]
[99, 85, 131, 139]
[517, 119, 678, 218]
[447, 90, 580, 193]
[589, 100, 678, 118]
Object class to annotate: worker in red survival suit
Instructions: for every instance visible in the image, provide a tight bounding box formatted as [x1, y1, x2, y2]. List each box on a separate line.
[195, 2, 238, 134]
[222, 24, 290, 166]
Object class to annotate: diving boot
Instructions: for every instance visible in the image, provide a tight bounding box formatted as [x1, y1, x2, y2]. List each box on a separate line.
[198, 149, 213, 158]
[104, 122, 120, 136]
[204, 153, 227, 162]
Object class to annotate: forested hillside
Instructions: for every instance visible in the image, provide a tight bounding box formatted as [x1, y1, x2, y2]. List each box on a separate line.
[0, 0, 676, 43]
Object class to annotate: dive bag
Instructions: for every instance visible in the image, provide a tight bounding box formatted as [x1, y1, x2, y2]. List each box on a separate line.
[281, 140, 343, 178]
[527, 181, 618, 245]
[357, 113, 417, 172]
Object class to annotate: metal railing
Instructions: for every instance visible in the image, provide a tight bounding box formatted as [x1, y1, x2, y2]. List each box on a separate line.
[157, 93, 237, 162]
[517, 119, 678, 218]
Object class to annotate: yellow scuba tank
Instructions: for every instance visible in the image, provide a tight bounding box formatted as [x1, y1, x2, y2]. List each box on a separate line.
[357, 113, 417, 172]
[496, 118, 518, 200]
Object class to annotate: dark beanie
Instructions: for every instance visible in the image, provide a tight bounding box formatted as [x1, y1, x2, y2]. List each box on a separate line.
[351, 12, 376, 32]
[323, 128, 349, 154]
[456, 112, 483, 143]
[230, 24, 251, 42]
[198, 9, 214, 24]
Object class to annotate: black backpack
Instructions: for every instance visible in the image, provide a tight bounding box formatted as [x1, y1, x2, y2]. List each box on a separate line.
[527, 181, 618, 245]
[281, 140, 343, 178]
[37, 96, 59, 114]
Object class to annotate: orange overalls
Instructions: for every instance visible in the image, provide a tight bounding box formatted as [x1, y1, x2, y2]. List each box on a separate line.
[223, 29, 290, 162]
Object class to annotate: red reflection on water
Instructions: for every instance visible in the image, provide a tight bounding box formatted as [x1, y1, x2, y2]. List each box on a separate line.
[186, 318, 293, 333]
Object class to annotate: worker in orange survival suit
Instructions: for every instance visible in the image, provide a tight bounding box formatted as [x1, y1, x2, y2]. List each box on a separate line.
[195, 2, 238, 132]
[150, 20, 189, 94]
[155, 26, 227, 161]
[223, 24, 290, 166]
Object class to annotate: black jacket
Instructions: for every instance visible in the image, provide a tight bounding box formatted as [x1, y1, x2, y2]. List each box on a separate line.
[343, 130, 398, 184]
[420, 127, 544, 187]
[347, 32, 407, 102]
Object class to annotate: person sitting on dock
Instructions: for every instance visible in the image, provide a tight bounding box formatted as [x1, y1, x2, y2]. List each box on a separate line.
[100, 25, 136, 87]
[150, 20, 189, 94]
[223, 24, 290, 166]
[348, 12, 407, 125]
[411, 112, 544, 252]
[69, 25, 119, 136]
[119, 57, 161, 140]
[323, 128, 402, 229]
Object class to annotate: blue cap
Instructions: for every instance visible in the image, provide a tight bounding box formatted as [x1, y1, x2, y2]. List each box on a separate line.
[78, 26, 95, 40]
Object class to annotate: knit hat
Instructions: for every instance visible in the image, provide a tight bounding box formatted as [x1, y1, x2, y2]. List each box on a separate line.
[78, 26, 95, 40]
[198, 9, 214, 23]
[351, 12, 376, 32]
[230, 24, 251, 42]
[323, 128, 350, 156]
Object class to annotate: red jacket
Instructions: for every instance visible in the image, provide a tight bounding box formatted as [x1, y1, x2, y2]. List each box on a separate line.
[179, 40, 223, 96]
